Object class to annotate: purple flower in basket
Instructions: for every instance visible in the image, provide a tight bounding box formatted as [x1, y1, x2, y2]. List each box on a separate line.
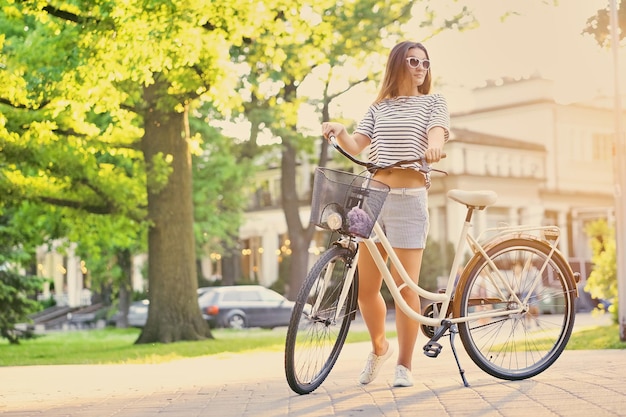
[347, 206, 373, 237]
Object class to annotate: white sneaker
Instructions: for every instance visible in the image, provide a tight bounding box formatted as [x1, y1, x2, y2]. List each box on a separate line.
[393, 365, 414, 387]
[358, 344, 394, 385]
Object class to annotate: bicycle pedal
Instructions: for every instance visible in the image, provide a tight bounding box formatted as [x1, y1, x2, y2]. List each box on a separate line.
[423, 341, 443, 358]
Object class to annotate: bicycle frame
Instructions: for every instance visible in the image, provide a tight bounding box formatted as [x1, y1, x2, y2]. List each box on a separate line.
[340, 208, 567, 328]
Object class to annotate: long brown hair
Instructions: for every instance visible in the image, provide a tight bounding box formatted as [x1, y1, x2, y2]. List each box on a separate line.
[374, 41, 432, 103]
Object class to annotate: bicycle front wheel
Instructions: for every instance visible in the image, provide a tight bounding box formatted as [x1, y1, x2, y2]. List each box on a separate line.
[456, 238, 576, 380]
[284, 246, 359, 394]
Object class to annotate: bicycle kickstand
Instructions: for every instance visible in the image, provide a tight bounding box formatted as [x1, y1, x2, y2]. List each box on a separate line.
[423, 320, 470, 387]
[449, 324, 470, 387]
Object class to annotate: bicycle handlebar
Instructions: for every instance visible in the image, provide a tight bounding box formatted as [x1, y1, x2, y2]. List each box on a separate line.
[327, 135, 448, 176]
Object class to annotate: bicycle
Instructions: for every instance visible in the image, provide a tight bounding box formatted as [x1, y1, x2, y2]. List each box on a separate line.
[284, 136, 579, 395]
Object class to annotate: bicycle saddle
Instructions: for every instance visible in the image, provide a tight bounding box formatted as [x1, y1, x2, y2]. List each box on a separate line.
[447, 189, 498, 209]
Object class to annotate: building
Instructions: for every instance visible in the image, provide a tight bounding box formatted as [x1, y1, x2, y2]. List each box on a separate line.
[447, 76, 617, 276]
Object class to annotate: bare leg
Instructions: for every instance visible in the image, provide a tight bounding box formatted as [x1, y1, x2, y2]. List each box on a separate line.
[391, 248, 424, 370]
[357, 242, 389, 356]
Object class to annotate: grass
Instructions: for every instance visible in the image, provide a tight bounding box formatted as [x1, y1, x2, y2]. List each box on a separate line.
[0, 324, 622, 367]
[564, 324, 626, 350]
[0, 328, 283, 366]
[0, 327, 386, 366]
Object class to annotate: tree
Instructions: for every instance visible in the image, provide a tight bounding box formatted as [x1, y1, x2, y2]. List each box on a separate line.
[0, 0, 281, 343]
[1, 1, 150, 319]
[0, 270, 43, 344]
[0, 207, 44, 344]
[229, 1, 475, 299]
[585, 220, 619, 323]
[230, 1, 413, 299]
[582, 0, 626, 47]
[190, 117, 253, 285]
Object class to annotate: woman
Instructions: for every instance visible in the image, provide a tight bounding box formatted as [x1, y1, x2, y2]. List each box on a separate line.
[321, 41, 449, 388]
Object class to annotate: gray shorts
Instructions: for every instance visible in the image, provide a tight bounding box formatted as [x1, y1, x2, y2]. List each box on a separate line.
[373, 188, 429, 249]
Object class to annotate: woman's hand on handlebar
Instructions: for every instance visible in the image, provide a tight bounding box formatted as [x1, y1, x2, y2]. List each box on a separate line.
[424, 147, 444, 164]
[321, 122, 346, 141]
[321, 122, 370, 157]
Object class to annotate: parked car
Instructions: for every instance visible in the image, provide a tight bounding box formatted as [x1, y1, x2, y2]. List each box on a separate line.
[198, 285, 295, 329]
[115, 289, 207, 328]
[116, 285, 295, 330]
[109, 300, 149, 327]
[126, 299, 150, 327]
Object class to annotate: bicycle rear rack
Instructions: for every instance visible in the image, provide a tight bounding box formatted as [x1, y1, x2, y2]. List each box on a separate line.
[475, 224, 561, 250]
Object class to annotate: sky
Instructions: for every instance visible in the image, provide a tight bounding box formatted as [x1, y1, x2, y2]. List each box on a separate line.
[420, 0, 625, 111]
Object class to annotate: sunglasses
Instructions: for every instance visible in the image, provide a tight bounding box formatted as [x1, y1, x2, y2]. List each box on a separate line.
[405, 57, 430, 70]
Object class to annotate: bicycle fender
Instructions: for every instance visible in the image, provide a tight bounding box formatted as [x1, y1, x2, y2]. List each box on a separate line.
[452, 237, 578, 319]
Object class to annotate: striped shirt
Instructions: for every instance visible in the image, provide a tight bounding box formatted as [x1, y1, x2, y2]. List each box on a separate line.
[354, 94, 450, 177]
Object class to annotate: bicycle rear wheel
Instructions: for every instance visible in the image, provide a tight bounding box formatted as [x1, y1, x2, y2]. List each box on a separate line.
[456, 238, 576, 380]
[284, 246, 359, 394]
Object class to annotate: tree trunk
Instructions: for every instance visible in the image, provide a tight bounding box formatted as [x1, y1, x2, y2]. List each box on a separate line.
[281, 141, 315, 300]
[115, 249, 132, 328]
[136, 81, 212, 343]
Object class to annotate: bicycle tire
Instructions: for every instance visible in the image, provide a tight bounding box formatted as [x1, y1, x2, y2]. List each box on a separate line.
[456, 238, 576, 380]
[284, 246, 359, 394]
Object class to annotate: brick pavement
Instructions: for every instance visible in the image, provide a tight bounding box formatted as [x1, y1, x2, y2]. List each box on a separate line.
[1, 314, 624, 417]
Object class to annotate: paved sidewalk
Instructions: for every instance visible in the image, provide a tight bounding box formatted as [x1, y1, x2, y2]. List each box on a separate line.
[1, 314, 624, 417]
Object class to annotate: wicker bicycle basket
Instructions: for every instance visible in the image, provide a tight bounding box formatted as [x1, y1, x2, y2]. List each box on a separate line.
[310, 167, 390, 238]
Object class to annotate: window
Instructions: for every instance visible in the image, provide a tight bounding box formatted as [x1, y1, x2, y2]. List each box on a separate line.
[223, 290, 261, 302]
[239, 290, 261, 302]
[592, 133, 613, 161]
[260, 288, 285, 302]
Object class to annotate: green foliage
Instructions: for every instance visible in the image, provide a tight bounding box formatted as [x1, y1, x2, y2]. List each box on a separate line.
[0, 204, 46, 344]
[1, 1, 151, 300]
[0, 0, 264, 322]
[0, 270, 43, 344]
[191, 119, 252, 256]
[584, 219, 619, 323]
[564, 324, 626, 350]
[230, 0, 419, 146]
